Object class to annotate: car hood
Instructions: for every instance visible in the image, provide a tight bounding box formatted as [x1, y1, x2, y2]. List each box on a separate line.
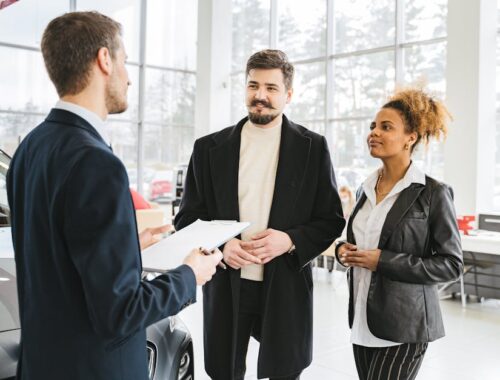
[0, 227, 20, 332]
[0, 228, 14, 259]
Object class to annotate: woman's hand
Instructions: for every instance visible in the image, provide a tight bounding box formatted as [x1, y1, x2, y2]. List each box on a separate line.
[340, 248, 381, 272]
[337, 242, 357, 256]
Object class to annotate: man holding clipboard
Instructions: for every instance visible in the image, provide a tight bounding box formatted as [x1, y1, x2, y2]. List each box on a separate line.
[175, 50, 345, 380]
[6, 12, 222, 380]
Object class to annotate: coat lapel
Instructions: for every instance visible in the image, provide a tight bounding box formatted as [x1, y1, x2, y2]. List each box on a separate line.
[347, 183, 425, 248]
[268, 115, 311, 229]
[346, 192, 367, 244]
[208, 118, 246, 220]
[378, 183, 425, 248]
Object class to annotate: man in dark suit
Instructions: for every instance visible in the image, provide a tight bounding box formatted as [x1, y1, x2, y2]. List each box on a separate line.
[6, 11, 222, 380]
[175, 50, 346, 380]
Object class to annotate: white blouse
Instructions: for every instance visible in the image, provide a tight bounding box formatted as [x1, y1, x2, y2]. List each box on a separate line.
[350, 163, 426, 347]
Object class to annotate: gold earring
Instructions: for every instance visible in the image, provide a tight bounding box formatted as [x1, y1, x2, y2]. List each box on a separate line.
[404, 143, 409, 150]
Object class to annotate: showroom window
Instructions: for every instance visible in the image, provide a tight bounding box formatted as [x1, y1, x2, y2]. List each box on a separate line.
[0, 0, 197, 202]
[0, 0, 66, 155]
[230, 0, 447, 191]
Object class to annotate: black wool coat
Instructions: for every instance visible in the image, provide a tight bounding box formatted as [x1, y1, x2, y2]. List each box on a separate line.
[175, 115, 345, 379]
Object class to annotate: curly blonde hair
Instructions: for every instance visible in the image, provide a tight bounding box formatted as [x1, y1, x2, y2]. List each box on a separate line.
[382, 87, 452, 151]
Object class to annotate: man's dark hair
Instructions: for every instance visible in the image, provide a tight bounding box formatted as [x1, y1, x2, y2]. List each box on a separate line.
[246, 49, 294, 90]
[41, 11, 122, 97]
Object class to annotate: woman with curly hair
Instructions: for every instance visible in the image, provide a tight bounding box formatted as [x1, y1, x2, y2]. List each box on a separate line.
[335, 88, 463, 380]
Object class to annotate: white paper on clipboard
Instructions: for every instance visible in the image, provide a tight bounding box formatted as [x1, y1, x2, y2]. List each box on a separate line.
[141, 219, 250, 272]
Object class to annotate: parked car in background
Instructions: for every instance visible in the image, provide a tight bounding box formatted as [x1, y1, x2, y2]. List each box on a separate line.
[149, 170, 174, 203]
[128, 167, 155, 197]
[0, 149, 194, 380]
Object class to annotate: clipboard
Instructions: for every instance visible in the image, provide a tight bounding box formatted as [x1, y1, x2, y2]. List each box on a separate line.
[141, 219, 250, 272]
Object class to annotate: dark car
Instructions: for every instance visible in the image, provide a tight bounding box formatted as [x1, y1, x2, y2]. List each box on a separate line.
[0, 149, 194, 380]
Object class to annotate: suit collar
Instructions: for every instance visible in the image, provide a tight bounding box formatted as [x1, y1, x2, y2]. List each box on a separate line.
[45, 108, 108, 147]
[54, 100, 110, 145]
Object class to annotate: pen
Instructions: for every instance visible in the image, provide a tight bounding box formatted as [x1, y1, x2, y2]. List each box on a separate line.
[199, 247, 227, 270]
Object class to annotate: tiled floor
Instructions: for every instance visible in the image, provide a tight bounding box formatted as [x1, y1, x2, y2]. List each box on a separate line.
[178, 268, 500, 380]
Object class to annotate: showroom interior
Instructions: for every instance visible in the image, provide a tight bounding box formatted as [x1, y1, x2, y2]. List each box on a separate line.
[0, 0, 500, 379]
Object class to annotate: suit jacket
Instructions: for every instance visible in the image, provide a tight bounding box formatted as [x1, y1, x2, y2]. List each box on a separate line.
[174, 115, 345, 379]
[342, 176, 463, 343]
[7, 109, 197, 380]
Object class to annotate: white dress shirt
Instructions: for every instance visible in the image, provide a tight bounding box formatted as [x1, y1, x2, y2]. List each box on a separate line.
[350, 162, 426, 347]
[54, 100, 110, 146]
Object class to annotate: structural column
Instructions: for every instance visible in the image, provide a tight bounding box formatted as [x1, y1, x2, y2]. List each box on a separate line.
[195, 0, 232, 138]
[445, 0, 497, 214]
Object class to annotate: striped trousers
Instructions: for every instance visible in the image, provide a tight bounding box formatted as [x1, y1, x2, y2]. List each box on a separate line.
[352, 343, 428, 380]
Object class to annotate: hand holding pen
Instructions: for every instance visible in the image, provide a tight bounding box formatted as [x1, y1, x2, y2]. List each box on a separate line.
[183, 247, 224, 285]
[199, 247, 227, 269]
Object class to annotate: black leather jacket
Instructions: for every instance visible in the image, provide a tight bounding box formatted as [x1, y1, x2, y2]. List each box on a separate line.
[337, 175, 463, 343]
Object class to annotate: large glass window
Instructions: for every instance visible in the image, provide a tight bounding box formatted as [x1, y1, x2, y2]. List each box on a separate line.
[0, 0, 62, 156]
[403, 41, 447, 179]
[0, 0, 68, 48]
[404, 0, 447, 42]
[329, 118, 377, 188]
[231, 0, 270, 73]
[144, 69, 196, 126]
[77, 0, 141, 63]
[143, 68, 196, 201]
[0, 113, 45, 157]
[278, 0, 326, 61]
[403, 41, 447, 98]
[1, 0, 198, 204]
[230, 73, 246, 123]
[334, 0, 395, 54]
[142, 0, 197, 205]
[287, 62, 326, 124]
[230, 0, 448, 192]
[116, 64, 140, 122]
[146, 0, 197, 70]
[107, 120, 138, 187]
[332, 51, 395, 119]
[0, 46, 57, 113]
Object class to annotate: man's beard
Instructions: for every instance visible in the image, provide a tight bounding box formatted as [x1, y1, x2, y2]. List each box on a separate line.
[106, 79, 128, 115]
[247, 99, 279, 125]
[248, 111, 280, 125]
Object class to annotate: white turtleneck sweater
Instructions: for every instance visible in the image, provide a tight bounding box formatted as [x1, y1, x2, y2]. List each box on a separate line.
[238, 120, 282, 281]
